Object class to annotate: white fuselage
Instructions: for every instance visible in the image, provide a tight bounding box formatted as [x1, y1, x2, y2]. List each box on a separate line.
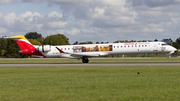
[36, 42, 177, 59]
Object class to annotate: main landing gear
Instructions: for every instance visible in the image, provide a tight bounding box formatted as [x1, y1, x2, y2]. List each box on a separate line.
[82, 56, 89, 63]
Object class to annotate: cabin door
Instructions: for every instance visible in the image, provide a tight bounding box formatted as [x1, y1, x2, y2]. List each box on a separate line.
[153, 43, 161, 51]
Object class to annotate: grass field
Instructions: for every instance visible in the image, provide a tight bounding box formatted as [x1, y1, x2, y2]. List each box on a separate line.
[0, 57, 180, 63]
[1, 66, 180, 101]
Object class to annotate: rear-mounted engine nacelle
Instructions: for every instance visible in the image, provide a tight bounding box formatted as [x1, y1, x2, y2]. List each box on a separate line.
[36, 45, 51, 52]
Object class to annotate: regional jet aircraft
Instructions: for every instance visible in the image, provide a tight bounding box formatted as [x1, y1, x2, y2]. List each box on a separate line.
[7, 35, 177, 63]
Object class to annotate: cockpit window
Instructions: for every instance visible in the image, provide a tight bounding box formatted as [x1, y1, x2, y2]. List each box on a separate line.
[162, 43, 168, 46]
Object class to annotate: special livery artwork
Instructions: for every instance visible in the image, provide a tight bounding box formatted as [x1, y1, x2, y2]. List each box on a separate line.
[73, 45, 112, 53]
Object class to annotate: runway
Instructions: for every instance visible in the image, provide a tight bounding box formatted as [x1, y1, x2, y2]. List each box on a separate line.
[0, 62, 180, 67]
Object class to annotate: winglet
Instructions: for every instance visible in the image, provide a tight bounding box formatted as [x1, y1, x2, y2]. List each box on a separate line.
[56, 47, 65, 54]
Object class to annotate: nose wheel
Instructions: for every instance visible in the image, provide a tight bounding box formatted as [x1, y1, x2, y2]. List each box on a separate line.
[82, 56, 89, 63]
[166, 53, 170, 59]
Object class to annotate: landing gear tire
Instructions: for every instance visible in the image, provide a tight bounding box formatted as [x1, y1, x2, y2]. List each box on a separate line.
[82, 59, 89, 63]
[82, 57, 89, 63]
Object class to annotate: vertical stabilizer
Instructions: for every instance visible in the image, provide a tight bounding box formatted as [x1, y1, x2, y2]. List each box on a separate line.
[12, 35, 35, 50]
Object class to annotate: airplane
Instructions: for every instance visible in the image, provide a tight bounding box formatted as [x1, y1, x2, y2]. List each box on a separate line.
[6, 35, 177, 63]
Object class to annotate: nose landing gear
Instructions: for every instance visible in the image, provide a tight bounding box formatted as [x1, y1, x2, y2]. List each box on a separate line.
[166, 52, 171, 59]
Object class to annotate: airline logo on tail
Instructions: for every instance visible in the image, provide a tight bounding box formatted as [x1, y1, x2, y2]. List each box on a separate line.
[8, 35, 45, 57]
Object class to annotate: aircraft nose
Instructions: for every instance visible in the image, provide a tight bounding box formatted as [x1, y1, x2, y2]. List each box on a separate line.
[169, 46, 177, 54]
[172, 47, 177, 51]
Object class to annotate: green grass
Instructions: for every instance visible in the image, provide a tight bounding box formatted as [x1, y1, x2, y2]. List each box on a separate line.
[1, 67, 180, 101]
[0, 57, 180, 63]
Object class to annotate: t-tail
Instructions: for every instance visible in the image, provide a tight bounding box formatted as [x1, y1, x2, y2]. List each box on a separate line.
[6, 35, 45, 57]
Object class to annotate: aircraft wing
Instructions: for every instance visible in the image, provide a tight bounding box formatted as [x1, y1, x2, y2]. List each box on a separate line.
[70, 53, 100, 57]
[56, 47, 108, 57]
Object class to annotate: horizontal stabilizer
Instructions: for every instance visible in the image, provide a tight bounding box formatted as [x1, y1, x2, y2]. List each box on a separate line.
[4, 37, 22, 39]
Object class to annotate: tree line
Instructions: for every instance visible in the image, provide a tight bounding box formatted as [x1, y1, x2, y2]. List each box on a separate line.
[0, 32, 180, 58]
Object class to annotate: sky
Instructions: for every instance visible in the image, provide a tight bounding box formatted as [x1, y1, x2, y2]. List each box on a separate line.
[0, 0, 180, 44]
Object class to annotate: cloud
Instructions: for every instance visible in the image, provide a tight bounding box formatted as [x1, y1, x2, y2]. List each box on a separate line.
[3, 12, 17, 26]
[0, 0, 19, 4]
[18, 11, 42, 22]
[0, 0, 44, 4]
[0, 0, 180, 43]
[48, 21, 68, 29]
[47, 11, 63, 18]
[129, 0, 180, 7]
[47, 0, 138, 24]
[65, 28, 80, 36]
[0, 11, 65, 35]
[0, 27, 6, 34]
